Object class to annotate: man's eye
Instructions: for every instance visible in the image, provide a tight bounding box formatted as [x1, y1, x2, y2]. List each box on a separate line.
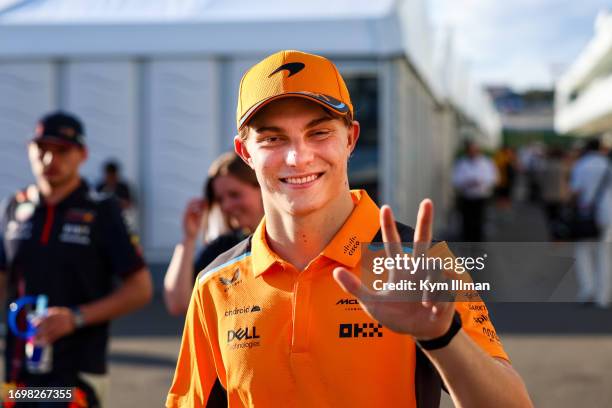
[260, 136, 280, 144]
[312, 130, 331, 137]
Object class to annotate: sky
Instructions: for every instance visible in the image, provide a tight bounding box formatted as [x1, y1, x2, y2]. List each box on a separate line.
[429, 0, 611, 91]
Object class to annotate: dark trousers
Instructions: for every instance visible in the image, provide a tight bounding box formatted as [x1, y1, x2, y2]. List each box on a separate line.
[459, 197, 487, 242]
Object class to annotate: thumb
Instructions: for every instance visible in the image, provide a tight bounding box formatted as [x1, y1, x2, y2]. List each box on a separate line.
[333, 267, 362, 296]
[333, 267, 359, 293]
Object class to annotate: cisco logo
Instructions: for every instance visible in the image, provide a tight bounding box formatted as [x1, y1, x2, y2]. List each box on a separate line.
[343, 236, 358, 256]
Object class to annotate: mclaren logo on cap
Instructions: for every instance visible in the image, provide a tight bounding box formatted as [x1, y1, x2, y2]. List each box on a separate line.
[268, 62, 305, 78]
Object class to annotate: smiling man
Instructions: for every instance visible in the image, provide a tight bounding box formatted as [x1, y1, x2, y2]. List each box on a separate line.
[167, 50, 532, 408]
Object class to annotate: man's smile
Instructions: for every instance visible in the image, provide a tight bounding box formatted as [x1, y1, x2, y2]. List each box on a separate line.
[280, 172, 324, 186]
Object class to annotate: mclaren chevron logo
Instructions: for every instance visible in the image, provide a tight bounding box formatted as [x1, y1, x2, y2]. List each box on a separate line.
[268, 62, 305, 78]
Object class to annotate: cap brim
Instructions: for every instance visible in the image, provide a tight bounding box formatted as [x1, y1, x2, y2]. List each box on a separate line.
[31, 135, 83, 148]
[239, 92, 350, 129]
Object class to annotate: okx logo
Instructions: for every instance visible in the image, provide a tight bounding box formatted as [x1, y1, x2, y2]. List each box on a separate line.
[227, 327, 261, 350]
[339, 323, 383, 338]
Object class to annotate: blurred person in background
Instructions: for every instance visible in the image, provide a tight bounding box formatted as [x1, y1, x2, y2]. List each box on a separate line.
[163, 152, 263, 316]
[518, 142, 545, 202]
[96, 160, 133, 211]
[452, 140, 499, 241]
[0, 111, 153, 406]
[570, 138, 612, 308]
[493, 144, 517, 210]
[539, 146, 570, 240]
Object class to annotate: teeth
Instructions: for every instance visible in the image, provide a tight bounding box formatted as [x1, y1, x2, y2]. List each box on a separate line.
[285, 174, 318, 185]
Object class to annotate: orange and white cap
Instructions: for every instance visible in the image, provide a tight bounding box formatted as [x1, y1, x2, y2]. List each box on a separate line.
[236, 50, 353, 130]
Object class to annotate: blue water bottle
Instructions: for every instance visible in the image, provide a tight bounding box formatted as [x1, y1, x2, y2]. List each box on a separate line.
[8, 295, 53, 374]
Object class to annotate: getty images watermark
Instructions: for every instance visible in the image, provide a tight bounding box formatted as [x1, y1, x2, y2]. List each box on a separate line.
[371, 251, 489, 292]
[360, 241, 585, 302]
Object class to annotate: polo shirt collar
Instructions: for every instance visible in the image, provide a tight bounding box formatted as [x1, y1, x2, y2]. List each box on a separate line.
[251, 220, 279, 277]
[27, 179, 89, 208]
[251, 190, 380, 277]
[321, 190, 380, 267]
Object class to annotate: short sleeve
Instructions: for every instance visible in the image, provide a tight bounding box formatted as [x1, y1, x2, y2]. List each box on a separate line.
[166, 285, 226, 408]
[455, 301, 509, 362]
[428, 241, 510, 362]
[98, 198, 145, 277]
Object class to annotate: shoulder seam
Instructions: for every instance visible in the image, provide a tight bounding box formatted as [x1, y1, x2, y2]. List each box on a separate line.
[195, 236, 252, 285]
[198, 252, 252, 285]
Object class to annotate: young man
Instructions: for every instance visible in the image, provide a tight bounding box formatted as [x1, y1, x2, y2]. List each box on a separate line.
[167, 50, 532, 407]
[452, 140, 498, 242]
[570, 138, 612, 308]
[0, 112, 153, 406]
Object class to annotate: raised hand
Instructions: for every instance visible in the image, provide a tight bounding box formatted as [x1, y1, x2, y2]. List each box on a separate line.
[182, 198, 207, 242]
[333, 199, 455, 340]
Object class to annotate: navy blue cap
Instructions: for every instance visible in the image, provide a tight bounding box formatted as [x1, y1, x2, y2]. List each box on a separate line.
[32, 111, 85, 147]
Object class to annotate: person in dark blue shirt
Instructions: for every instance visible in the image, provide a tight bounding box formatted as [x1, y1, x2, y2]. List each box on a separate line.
[0, 111, 153, 407]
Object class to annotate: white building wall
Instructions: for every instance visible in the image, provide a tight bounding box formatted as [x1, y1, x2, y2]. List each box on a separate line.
[62, 61, 139, 190]
[0, 54, 464, 263]
[0, 62, 55, 199]
[380, 59, 398, 211]
[221, 57, 261, 148]
[143, 59, 220, 262]
[389, 58, 455, 230]
[0, 57, 225, 264]
[555, 10, 612, 135]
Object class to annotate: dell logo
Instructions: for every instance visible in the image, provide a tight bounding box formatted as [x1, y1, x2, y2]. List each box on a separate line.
[227, 327, 260, 343]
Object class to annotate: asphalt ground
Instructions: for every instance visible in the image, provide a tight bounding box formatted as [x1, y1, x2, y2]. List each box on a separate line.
[3, 198, 612, 407]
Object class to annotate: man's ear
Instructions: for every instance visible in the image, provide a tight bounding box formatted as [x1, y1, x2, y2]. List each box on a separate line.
[80, 147, 89, 162]
[348, 120, 360, 155]
[234, 135, 254, 169]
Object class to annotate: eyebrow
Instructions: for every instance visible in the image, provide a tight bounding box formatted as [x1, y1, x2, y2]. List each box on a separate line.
[254, 125, 283, 134]
[304, 116, 334, 129]
[254, 116, 333, 134]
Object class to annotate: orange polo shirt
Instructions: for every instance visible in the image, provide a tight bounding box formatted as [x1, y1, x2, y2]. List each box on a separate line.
[166, 190, 508, 408]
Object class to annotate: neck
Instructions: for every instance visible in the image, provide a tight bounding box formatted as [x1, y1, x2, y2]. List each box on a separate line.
[264, 189, 355, 271]
[38, 176, 81, 206]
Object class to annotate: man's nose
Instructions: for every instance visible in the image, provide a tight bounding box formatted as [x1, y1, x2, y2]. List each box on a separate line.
[286, 141, 314, 167]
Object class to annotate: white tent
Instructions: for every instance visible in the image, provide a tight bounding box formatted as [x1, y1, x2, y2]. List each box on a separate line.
[0, 0, 498, 266]
[556, 10, 612, 135]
